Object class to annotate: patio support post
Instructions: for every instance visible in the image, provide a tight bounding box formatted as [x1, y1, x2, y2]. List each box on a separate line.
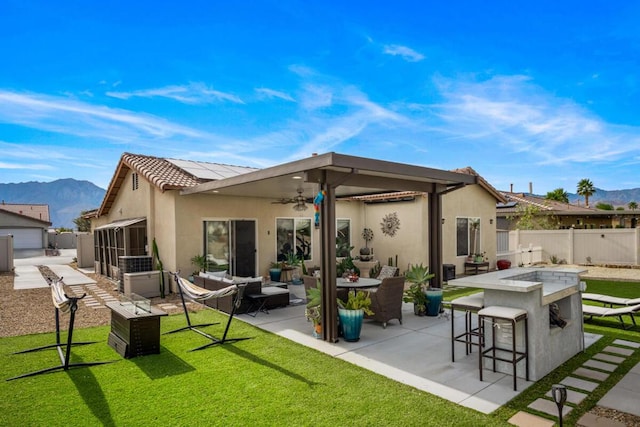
[319, 181, 339, 342]
[428, 190, 444, 288]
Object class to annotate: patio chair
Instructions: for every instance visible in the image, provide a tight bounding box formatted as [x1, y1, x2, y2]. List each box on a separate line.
[8, 277, 112, 381]
[582, 303, 640, 329]
[365, 276, 405, 328]
[582, 293, 640, 307]
[376, 265, 399, 280]
[165, 272, 252, 351]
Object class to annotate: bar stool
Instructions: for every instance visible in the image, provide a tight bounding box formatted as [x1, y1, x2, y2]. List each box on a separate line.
[478, 306, 529, 391]
[451, 292, 484, 362]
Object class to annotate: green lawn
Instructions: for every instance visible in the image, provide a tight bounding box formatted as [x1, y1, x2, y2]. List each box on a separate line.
[2, 278, 638, 426]
[1, 309, 508, 427]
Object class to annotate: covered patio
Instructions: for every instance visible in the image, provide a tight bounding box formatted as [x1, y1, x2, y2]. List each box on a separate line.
[237, 289, 602, 414]
[183, 152, 477, 342]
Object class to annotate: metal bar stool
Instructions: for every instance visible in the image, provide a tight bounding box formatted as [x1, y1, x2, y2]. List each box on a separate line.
[451, 293, 484, 362]
[478, 306, 529, 391]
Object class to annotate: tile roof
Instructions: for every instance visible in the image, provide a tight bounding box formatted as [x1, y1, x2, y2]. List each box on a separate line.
[452, 166, 507, 203]
[0, 203, 51, 223]
[123, 153, 202, 191]
[97, 153, 257, 216]
[498, 192, 598, 214]
[341, 191, 424, 202]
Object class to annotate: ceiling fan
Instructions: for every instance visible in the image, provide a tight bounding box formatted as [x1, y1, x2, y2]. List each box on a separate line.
[273, 188, 309, 211]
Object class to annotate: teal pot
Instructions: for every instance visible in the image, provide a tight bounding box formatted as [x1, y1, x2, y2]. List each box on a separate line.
[269, 268, 281, 282]
[338, 308, 364, 342]
[425, 289, 443, 316]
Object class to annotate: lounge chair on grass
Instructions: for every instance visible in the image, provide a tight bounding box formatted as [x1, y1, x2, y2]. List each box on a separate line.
[8, 277, 112, 381]
[582, 303, 640, 329]
[165, 272, 252, 351]
[582, 293, 640, 307]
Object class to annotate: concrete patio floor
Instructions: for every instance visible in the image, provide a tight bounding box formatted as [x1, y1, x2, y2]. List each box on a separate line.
[238, 285, 601, 414]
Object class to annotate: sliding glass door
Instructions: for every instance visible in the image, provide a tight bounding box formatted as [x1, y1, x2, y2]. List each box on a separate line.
[204, 220, 256, 277]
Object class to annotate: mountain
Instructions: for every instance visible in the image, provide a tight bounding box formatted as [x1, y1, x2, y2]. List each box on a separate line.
[565, 187, 640, 207]
[0, 179, 105, 228]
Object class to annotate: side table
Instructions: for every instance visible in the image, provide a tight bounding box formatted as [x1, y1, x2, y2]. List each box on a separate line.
[464, 262, 490, 275]
[106, 302, 167, 358]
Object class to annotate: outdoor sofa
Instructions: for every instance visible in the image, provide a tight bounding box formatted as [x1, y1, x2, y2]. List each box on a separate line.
[194, 272, 289, 314]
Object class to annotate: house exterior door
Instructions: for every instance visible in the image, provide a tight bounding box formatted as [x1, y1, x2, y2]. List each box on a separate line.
[204, 220, 256, 277]
[232, 220, 256, 277]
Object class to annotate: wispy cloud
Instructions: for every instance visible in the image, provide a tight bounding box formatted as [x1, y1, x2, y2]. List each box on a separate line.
[0, 161, 53, 170]
[107, 82, 244, 104]
[255, 87, 295, 102]
[383, 44, 425, 62]
[0, 90, 209, 143]
[432, 75, 640, 166]
[299, 84, 334, 110]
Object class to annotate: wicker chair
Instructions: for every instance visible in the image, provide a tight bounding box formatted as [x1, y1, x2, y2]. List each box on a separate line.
[365, 276, 405, 328]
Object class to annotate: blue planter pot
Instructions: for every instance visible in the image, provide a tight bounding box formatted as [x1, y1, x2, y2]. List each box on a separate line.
[338, 308, 364, 342]
[425, 289, 443, 316]
[269, 268, 281, 282]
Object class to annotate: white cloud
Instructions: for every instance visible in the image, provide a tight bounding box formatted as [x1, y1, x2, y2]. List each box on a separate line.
[432, 75, 640, 166]
[383, 44, 425, 62]
[255, 87, 295, 102]
[107, 82, 244, 104]
[0, 90, 209, 142]
[0, 161, 53, 170]
[299, 84, 334, 110]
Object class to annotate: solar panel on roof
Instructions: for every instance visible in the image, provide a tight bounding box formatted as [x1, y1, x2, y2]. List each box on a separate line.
[167, 158, 257, 181]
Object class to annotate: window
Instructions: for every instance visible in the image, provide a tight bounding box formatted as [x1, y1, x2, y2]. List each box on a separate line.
[456, 217, 480, 257]
[276, 218, 312, 261]
[336, 219, 351, 257]
[204, 221, 230, 271]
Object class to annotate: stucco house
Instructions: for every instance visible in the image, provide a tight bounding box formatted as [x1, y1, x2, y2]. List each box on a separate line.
[0, 203, 52, 249]
[89, 152, 505, 287]
[497, 192, 640, 230]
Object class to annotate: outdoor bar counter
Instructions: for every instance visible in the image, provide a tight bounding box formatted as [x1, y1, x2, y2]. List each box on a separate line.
[449, 266, 587, 380]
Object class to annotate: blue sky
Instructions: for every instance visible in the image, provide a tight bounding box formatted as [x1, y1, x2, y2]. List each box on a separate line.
[1, 1, 639, 193]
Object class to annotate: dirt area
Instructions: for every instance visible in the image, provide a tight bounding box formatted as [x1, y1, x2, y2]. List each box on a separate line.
[0, 263, 199, 338]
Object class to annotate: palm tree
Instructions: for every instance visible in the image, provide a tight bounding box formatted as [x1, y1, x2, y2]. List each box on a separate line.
[628, 201, 638, 211]
[545, 188, 569, 203]
[577, 178, 595, 207]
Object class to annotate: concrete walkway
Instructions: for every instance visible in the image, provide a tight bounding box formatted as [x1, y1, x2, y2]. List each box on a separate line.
[239, 284, 602, 415]
[13, 249, 93, 289]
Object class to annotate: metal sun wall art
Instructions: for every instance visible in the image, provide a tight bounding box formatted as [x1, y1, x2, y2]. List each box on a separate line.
[381, 212, 400, 237]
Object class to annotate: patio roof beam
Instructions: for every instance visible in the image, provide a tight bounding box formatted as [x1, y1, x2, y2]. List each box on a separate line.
[305, 170, 441, 194]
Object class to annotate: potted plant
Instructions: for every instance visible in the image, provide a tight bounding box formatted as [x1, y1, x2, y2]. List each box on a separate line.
[285, 252, 304, 284]
[403, 282, 429, 316]
[337, 256, 359, 278]
[305, 278, 323, 338]
[337, 290, 374, 342]
[359, 227, 374, 261]
[404, 263, 440, 316]
[269, 261, 283, 282]
[190, 254, 207, 280]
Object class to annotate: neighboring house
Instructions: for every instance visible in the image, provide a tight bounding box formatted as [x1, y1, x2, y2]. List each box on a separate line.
[0, 203, 52, 249]
[497, 192, 640, 230]
[88, 152, 502, 288]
